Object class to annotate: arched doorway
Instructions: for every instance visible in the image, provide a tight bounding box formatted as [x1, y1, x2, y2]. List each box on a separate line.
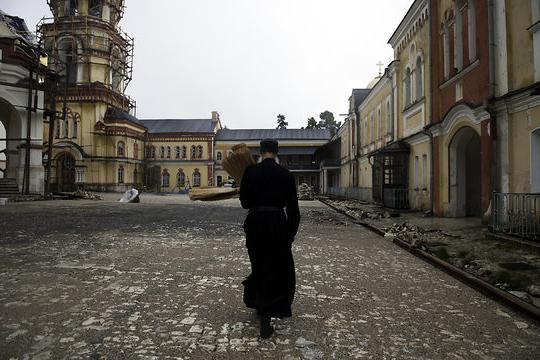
[0, 98, 23, 181]
[449, 126, 481, 217]
[56, 153, 76, 192]
[532, 128, 540, 193]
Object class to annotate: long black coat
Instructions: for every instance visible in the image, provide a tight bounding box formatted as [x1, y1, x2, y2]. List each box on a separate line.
[240, 158, 300, 318]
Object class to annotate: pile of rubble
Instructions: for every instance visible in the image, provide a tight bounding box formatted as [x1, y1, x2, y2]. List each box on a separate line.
[73, 190, 102, 201]
[384, 222, 427, 246]
[326, 199, 392, 220]
[298, 183, 315, 201]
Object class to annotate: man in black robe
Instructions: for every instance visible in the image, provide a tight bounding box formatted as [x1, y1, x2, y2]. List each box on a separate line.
[240, 139, 301, 339]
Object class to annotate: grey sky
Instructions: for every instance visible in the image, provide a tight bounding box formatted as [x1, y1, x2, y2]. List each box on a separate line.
[2, 0, 412, 129]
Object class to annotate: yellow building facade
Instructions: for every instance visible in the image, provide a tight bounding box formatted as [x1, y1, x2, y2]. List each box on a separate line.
[40, 0, 144, 192]
[141, 115, 221, 192]
[388, 0, 431, 211]
[493, 0, 540, 194]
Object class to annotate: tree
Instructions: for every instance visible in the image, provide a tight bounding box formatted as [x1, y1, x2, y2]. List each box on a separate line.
[318, 110, 341, 130]
[276, 114, 288, 129]
[305, 117, 320, 129]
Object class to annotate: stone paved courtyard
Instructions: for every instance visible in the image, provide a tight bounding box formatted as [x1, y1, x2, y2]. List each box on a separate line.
[1, 195, 539, 359]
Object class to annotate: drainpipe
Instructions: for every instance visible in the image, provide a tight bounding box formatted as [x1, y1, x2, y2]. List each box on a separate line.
[427, 0, 434, 216]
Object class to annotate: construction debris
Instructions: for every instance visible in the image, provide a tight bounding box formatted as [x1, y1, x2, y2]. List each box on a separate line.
[119, 188, 139, 203]
[298, 183, 315, 201]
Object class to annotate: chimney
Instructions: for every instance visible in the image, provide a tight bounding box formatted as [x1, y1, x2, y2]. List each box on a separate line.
[212, 111, 220, 121]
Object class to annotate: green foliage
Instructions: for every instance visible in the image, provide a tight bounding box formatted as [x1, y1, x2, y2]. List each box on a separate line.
[276, 114, 288, 129]
[318, 111, 342, 130]
[306, 117, 320, 129]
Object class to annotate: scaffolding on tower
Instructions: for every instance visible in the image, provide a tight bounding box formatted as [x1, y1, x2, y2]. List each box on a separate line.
[37, 0, 135, 112]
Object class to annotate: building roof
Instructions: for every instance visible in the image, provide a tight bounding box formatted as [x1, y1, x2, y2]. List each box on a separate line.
[249, 146, 320, 155]
[105, 107, 144, 127]
[216, 129, 332, 141]
[139, 119, 218, 134]
[352, 88, 371, 106]
[0, 10, 35, 43]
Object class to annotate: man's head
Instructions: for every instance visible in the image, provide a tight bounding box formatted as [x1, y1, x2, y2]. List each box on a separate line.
[260, 139, 278, 159]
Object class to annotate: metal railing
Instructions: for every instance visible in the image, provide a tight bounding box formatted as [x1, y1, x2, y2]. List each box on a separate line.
[383, 188, 410, 209]
[491, 192, 540, 241]
[326, 187, 372, 202]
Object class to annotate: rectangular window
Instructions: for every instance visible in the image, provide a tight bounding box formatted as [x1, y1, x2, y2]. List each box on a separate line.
[422, 154, 428, 189]
[414, 156, 419, 189]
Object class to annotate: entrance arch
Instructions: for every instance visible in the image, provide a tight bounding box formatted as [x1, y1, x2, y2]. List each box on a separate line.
[0, 97, 23, 181]
[449, 126, 481, 217]
[56, 153, 76, 192]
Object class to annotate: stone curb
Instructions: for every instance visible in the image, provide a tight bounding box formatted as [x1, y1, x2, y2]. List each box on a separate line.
[318, 198, 540, 323]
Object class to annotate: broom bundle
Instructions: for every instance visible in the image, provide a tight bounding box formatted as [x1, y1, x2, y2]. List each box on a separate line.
[189, 143, 255, 201]
[222, 143, 256, 184]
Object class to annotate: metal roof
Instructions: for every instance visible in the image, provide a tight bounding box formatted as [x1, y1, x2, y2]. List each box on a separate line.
[216, 129, 332, 141]
[352, 89, 371, 107]
[249, 146, 319, 155]
[105, 107, 144, 127]
[139, 119, 218, 134]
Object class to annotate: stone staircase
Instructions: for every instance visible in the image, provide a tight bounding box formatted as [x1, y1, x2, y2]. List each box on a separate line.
[0, 178, 20, 199]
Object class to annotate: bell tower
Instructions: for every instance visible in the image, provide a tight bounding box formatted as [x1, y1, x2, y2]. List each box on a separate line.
[39, 1, 145, 193]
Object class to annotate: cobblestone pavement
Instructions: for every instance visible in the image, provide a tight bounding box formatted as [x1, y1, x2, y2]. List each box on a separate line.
[1, 196, 539, 359]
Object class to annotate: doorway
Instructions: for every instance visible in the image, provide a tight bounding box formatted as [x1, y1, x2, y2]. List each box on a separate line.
[449, 126, 481, 217]
[56, 153, 76, 192]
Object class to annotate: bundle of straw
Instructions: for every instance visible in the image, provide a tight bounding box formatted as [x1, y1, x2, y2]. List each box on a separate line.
[222, 143, 256, 184]
[188, 143, 255, 201]
[189, 187, 239, 201]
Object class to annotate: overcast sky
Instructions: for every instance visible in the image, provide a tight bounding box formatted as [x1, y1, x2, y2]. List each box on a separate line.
[2, 0, 412, 129]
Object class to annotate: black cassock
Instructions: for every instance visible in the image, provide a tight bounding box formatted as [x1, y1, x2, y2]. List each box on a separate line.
[240, 158, 301, 318]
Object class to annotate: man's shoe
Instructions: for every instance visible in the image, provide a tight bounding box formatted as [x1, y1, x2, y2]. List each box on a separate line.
[260, 316, 273, 339]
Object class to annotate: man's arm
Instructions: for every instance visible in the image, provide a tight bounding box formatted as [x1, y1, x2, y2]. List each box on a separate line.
[285, 173, 300, 239]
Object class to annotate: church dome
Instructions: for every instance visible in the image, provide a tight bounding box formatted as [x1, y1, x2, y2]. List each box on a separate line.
[367, 75, 382, 89]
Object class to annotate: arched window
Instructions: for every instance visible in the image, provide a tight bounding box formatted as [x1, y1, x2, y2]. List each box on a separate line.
[177, 169, 185, 187]
[64, 117, 69, 138]
[405, 68, 412, 106]
[118, 165, 124, 184]
[72, 118, 78, 138]
[162, 170, 170, 187]
[151, 146, 156, 158]
[370, 114, 374, 143]
[166, 146, 171, 159]
[377, 109, 382, 141]
[386, 101, 391, 135]
[117, 141, 125, 157]
[191, 145, 196, 159]
[468, 0, 477, 62]
[175, 146, 181, 159]
[133, 143, 138, 159]
[217, 151, 222, 161]
[197, 145, 203, 159]
[415, 56, 423, 99]
[443, 25, 450, 79]
[55, 117, 61, 138]
[65, 0, 78, 16]
[88, 0, 102, 18]
[182, 146, 187, 159]
[58, 38, 78, 84]
[193, 169, 201, 187]
[133, 168, 138, 184]
[145, 146, 151, 158]
[111, 47, 123, 92]
[160, 146, 165, 159]
[454, 0, 464, 71]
